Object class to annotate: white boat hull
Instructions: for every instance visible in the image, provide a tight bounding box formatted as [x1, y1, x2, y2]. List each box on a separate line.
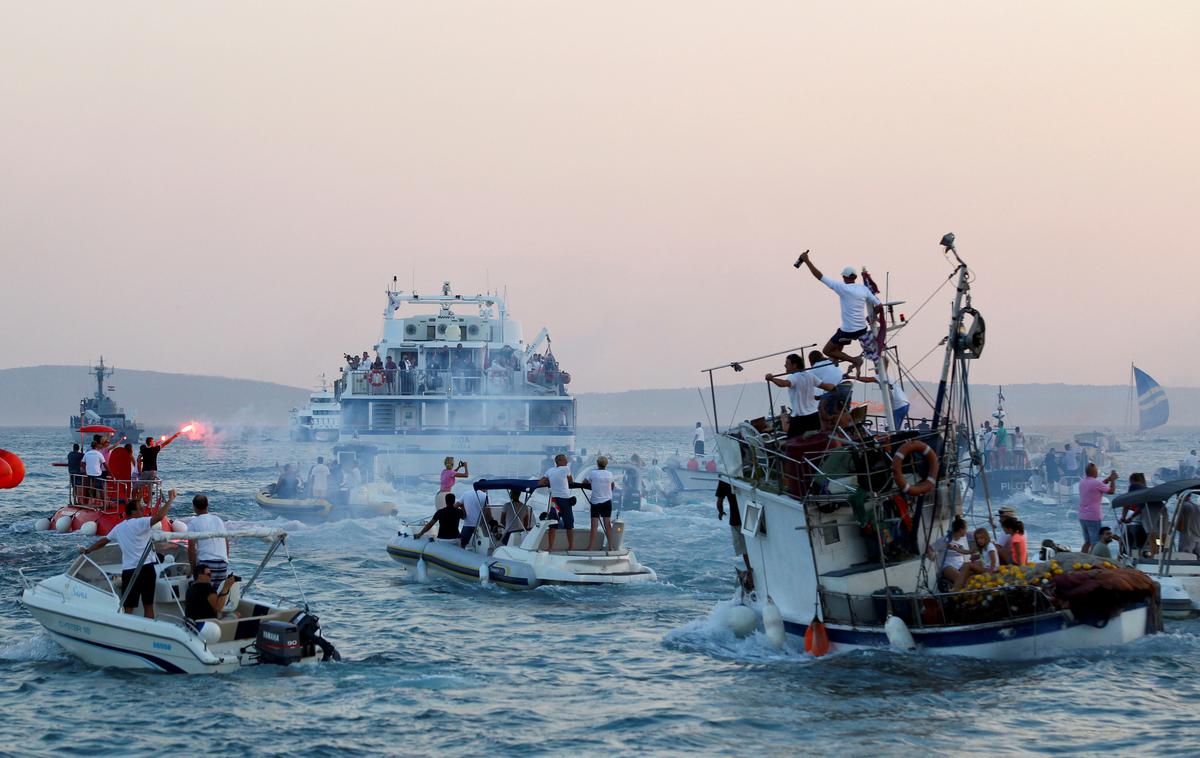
[386, 519, 656, 589]
[363, 433, 573, 480]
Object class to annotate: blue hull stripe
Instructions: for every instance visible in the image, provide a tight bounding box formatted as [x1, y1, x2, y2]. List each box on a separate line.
[49, 630, 190, 674]
[783, 603, 1147, 649]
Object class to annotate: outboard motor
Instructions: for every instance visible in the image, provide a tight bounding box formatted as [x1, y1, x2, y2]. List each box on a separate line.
[256, 620, 304, 666]
[291, 610, 341, 662]
[256, 611, 341, 665]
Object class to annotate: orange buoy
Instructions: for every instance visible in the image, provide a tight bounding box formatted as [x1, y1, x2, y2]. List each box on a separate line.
[0, 458, 12, 489]
[0, 449, 24, 488]
[808, 618, 830, 657]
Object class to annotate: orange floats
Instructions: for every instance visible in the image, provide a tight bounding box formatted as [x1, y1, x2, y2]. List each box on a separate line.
[0, 449, 24, 488]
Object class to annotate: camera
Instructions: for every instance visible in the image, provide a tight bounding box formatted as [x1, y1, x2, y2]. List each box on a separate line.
[230, 574, 242, 583]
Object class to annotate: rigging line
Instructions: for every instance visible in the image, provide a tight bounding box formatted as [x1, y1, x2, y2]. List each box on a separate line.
[885, 270, 955, 338]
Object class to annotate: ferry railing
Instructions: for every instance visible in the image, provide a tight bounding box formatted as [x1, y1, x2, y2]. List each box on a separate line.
[818, 584, 1056, 629]
[344, 368, 548, 398]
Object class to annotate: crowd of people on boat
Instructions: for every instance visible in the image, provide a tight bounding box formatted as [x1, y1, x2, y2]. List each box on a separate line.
[271, 456, 364, 503]
[415, 454, 621, 553]
[975, 420, 1028, 469]
[77, 490, 237, 625]
[66, 432, 182, 505]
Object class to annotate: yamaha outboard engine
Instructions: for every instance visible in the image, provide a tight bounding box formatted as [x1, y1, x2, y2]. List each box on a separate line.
[256, 610, 340, 665]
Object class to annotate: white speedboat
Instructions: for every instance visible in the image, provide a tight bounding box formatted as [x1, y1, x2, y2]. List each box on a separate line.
[19, 527, 339, 674]
[705, 235, 1160, 660]
[1112, 478, 1200, 618]
[387, 479, 656, 589]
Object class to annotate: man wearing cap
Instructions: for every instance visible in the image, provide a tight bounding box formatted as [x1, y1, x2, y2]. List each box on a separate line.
[795, 251, 883, 375]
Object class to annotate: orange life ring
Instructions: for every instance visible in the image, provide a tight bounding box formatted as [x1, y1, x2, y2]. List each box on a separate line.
[891, 440, 939, 496]
[367, 369, 386, 387]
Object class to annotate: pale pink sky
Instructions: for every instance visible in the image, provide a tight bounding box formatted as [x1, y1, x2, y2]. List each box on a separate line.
[2, 2, 1198, 394]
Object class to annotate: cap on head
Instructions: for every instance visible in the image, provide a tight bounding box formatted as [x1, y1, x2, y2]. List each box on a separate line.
[998, 506, 1018, 517]
[841, 266, 857, 278]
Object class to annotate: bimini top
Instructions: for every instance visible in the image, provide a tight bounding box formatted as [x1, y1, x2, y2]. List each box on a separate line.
[1111, 479, 1200, 509]
[151, 527, 287, 543]
[473, 478, 543, 494]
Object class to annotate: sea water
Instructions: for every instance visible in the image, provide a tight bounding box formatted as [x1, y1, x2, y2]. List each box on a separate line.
[1, 426, 1199, 757]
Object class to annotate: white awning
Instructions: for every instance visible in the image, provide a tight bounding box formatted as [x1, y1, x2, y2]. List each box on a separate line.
[151, 527, 286, 543]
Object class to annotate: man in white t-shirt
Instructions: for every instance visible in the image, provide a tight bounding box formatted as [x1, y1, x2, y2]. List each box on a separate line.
[766, 354, 837, 437]
[309, 456, 331, 499]
[795, 251, 883, 375]
[538, 454, 576, 552]
[457, 487, 489, 549]
[187, 493, 230, 584]
[79, 489, 177, 618]
[582, 456, 618, 551]
[693, 422, 706, 456]
[808, 350, 843, 395]
[83, 440, 106, 500]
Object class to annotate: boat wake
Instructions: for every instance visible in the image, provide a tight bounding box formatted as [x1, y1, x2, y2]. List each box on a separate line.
[662, 599, 809, 664]
[0, 632, 71, 663]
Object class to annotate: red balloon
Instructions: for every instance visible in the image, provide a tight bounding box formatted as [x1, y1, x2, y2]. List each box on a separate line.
[0, 449, 25, 488]
[0, 458, 12, 489]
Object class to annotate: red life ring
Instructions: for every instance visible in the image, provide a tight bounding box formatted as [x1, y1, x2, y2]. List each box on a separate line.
[891, 440, 939, 496]
[367, 369, 386, 387]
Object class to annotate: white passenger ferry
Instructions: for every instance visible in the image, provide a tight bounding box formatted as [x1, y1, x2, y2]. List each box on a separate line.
[289, 377, 341, 442]
[332, 282, 575, 480]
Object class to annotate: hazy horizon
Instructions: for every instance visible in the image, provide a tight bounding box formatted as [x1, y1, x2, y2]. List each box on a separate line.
[2, 2, 1197, 395]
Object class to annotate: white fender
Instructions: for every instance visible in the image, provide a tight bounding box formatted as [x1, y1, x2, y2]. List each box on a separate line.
[198, 620, 221, 644]
[415, 556, 428, 583]
[79, 520, 98, 537]
[727, 605, 757, 638]
[885, 614, 916, 651]
[54, 515, 73, 532]
[34, 518, 51, 531]
[763, 597, 785, 649]
[171, 519, 188, 533]
[479, 561, 490, 586]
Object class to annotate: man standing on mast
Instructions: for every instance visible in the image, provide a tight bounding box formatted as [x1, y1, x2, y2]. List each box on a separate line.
[794, 251, 883, 376]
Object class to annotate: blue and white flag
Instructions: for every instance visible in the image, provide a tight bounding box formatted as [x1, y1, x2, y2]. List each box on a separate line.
[1134, 366, 1169, 431]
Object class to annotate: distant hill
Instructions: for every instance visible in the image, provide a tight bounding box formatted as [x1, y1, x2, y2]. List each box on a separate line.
[0, 365, 309, 429]
[3, 365, 1195, 431]
[576, 381, 1200, 428]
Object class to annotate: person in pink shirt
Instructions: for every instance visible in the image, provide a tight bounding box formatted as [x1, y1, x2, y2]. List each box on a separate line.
[1078, 463, 1118, 552]
[437, 456, 469, 508]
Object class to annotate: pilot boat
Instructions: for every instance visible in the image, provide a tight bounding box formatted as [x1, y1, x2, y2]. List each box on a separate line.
[19, 527, 338, 673]
[709, 235, 1160, 659]
[387, 478, 656, 589]
[289, 376, 341, 442]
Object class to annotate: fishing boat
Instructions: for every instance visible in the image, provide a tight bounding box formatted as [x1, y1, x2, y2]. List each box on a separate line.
[386, 478, 656, 589]
[289, 376, 341, 443]
[68, 358, 144, 443]
[1111, 479, 1200, 618]
[709, 234, 1161, 659]
[19, 527, 339, 673]
[329, 281, 575, 480]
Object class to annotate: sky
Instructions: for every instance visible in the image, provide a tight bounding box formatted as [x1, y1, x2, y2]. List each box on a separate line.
[2, 1, 1198, 395]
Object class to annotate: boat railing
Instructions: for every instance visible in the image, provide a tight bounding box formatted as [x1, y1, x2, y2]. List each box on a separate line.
[67, 477, 164, 511]
[818, 584, 1057, 629]
[719, 422, 942, 503]
[342, 368, 558, 398]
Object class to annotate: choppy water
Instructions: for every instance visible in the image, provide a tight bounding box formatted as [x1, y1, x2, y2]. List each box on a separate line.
[2, 425, 1200, 757]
